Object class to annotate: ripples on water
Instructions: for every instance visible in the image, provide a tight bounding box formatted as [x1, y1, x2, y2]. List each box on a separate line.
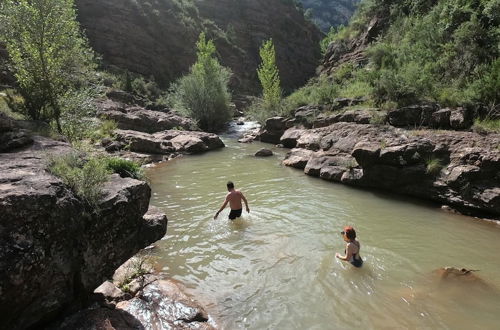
[147, 130, 500, 329]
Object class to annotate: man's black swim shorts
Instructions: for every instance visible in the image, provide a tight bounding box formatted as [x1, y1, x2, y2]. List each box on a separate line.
[229, 209, 242, 220]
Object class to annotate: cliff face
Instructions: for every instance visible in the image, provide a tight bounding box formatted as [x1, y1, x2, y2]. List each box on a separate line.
[75, 0, 322, 94]
[299, 0, 360, 32]
[0, 115, 167, 330]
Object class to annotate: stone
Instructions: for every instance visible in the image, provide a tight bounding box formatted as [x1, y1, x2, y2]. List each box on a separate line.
[388, 104, 438, 127]
[255, 149, 273, 157]
[97, 98, 197, 133]
[280, 128, 305, 149]
[115, 279, 215, 330]
[450, 107, 472, 130]
[0, 136, 167, 329]
[282, 149, 314, 169]
[431, 108, 451, 128]
[114, 129, 224, 156]
[94, 281, 129, 303]
[280, 121, 500, 217]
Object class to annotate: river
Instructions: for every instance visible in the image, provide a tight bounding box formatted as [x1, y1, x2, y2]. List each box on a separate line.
[146, 123, 500, 329]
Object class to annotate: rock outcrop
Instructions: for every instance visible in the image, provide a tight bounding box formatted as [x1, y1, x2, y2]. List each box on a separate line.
[76, 0, 322, 94]
[0, 130, 167, 329]
[110, 129, 225, 156]
[97, 96, 198, 133]
[56, 276, 214, 330]
[299, 0, 361, 32]
[280, 122, 500, 218]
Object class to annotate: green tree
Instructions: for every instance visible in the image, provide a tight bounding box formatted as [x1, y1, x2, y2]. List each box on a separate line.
[0, 0, 96, 132]
[257, 39, 282, 110]
[169, 32, 232, 131]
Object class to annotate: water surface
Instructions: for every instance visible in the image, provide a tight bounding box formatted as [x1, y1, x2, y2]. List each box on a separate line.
[146, 124, 500, 329]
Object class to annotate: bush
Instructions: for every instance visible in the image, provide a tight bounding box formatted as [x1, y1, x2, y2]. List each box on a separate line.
[283, 75, 339, 113]
[168, 33, 232, 131]
[105, 157, 144, 180]
[472, 118, 500, 134]
[425, 157, 444, 175]
[47, 153, 110, 208]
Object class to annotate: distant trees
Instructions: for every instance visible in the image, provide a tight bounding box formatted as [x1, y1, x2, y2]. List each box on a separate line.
[0, 0, 96, 133]
[169, 33, 232, 131]
[257, 39, 282, 111]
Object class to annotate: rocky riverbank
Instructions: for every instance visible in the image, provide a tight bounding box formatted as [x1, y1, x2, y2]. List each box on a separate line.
[0, 113, 216, 329]
[252, 108, 500, 219]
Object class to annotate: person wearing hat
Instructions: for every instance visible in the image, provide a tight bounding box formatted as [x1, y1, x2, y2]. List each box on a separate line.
[335, 226, 363, 268]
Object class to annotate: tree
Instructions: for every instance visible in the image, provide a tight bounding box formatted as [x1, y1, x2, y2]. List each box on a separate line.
[0, 0, 96, 132]
[169, 32, 232, 131]
[257, 39, 282, 111]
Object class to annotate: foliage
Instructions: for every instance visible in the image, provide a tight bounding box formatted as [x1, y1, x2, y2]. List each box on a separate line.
[105, 157, 144, 180]
[257, 39, 282, 111]
[168, 33, 232, 131]
[47, 153, 110, 208]
[425, 157, 444, 175]
[299, 0, 500, 109]
[0, 0, 97, 132]
[58, 89, 99, 143]
[284, 75, 339, 112]
[472, 118, 500, 134]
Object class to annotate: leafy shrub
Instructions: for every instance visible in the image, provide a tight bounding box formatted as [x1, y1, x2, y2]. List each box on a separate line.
[48, 153, 110, 207]
[105, 157, 144, 180]
[425, 157, 444, 175]
[168, 33, 232, 131]
[472, 118, 500, 134]
[284, 75, 339, 113]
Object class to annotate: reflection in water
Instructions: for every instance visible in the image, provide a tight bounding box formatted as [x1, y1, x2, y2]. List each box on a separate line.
[146, 132, 500, 329]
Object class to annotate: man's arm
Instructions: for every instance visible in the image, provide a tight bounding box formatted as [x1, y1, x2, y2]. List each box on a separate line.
[214, 196, 229, 219]
[240, 192, 250, 213]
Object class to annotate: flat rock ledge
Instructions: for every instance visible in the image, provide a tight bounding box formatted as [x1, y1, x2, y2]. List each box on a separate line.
[0, 135, 167, 330]
[281, 122, 500, 219]
[102, 130, 225, 162]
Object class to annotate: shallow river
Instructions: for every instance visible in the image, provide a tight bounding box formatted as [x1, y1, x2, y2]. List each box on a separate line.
[146, 123, 500, 329]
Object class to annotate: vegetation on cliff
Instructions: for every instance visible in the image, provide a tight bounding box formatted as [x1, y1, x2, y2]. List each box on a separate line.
[285, 0, 500, 131]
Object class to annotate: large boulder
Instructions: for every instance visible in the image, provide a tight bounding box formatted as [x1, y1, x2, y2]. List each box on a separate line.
[388, 104, 439, 127]
[114, 129, 224, 155]
[97, 98, 197, 133]
[0, 136, 167, 330]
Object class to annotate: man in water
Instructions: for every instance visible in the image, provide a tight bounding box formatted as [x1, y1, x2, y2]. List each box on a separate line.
[214, 181, 250, 220]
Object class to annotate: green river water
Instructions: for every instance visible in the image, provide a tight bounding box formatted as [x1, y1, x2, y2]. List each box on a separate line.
[146, 123, 500, 329]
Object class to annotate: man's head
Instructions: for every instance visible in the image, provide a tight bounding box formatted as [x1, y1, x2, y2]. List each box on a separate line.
[227, 181, 235, 191]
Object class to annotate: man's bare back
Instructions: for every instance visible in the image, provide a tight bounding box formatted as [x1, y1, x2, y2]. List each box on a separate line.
[226, 190, 244, 210]
[214, 181, 250, 220]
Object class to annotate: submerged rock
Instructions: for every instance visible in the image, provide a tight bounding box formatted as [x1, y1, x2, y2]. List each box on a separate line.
[255, 149, 273, 157]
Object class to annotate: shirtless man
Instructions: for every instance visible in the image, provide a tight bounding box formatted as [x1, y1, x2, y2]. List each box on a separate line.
[214, 181, 250, 220]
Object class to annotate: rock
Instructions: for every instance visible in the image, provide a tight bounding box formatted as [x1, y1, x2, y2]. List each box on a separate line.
[238, 135, 255, 143]
[257, 117, 295, 144]
[432, 108, 451, 128]
[97, 98, 197, 133]
[105, 89, 145, 106]
[115, 278, 215, 330]
[236, 120, 245, 125]
[54, 306, 145, 330]
[0, 136, 167, 329]
[114, 129, 224, 156]
[94, 281, 129, 303]
[388, 104, 439, 127]
[282, 149, 314, 169]
[281, 128, 305, 148]
[76, 0, 321, 94]
[450, 107, 472, 129]
[281, 121, 500, 218]
[255, 149, 273, 157]
[0, 130, 33, 152]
